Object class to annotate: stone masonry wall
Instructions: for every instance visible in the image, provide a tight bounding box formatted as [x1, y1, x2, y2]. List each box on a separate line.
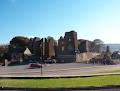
[76, 52, 100, 63]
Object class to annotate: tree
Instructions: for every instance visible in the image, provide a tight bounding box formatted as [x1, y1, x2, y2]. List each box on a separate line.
[47, 36, 54, 41]
[93, 39, 105, 53]
[10, 36, 30, 47]
[0, 46, 8, 62]
[8, 36, 30, 54]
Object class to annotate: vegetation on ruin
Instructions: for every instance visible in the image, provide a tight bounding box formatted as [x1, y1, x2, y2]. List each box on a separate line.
[10, 36, 30, 47]
[0, 75, 120, 88]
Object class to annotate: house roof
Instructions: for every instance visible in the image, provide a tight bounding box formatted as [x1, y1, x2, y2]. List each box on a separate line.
[24, 48, 32, 55]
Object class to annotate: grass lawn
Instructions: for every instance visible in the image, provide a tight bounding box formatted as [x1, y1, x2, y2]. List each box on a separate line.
[100, 70, 120, 73]
[0, 75, 120, 88]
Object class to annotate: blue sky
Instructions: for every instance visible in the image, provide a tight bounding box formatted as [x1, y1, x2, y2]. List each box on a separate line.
[0, 0, 120, 44]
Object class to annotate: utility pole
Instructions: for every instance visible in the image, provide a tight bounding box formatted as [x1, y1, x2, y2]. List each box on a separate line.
[41, 38, 45, 76]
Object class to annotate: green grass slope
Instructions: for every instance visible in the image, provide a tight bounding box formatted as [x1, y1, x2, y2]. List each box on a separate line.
[0, 75, 120, 88]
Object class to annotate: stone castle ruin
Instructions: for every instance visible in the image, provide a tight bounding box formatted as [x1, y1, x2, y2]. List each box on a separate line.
[0, 30, 108, 65]
[57, 31, 100, 63]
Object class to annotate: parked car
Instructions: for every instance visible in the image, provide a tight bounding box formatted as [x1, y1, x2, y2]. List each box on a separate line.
[29, 63, 42, 69]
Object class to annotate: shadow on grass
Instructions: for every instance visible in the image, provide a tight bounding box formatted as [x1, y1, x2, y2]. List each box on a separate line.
[0, 85, 120, 91]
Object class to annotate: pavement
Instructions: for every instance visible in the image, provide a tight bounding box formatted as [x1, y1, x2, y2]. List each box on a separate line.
[0, 63, 120, 77]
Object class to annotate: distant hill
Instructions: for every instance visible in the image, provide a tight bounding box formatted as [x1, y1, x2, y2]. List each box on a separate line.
[105, 44, 120, 52]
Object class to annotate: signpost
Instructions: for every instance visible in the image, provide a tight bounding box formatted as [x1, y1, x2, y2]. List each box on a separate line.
[41, 64, 43, 75]
[40, 38, 45, 76]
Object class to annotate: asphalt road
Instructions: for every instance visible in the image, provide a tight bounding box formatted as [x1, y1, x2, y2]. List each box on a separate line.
[0, 63, 120, 77]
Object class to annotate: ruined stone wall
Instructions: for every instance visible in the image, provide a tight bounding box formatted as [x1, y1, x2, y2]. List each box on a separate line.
[47, 38, 55, 59]
[57, 52, 100, 63]
[64, 31, 78, 55]
[76, 52, 100, 63]
[58, 36, 64, 54]
[57, 31, 78, 55]
[57, 55, 76, 63]
[78, 39, 94, 53]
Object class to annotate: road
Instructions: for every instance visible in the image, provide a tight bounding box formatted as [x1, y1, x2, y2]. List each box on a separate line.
[0, 63, 120, 77]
